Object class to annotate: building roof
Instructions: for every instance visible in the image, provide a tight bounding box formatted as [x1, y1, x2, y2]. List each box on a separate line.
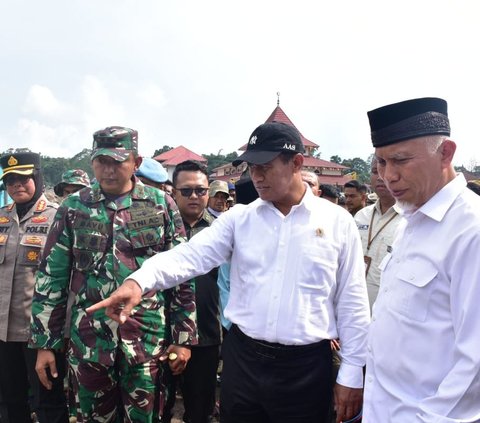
[265, 106, 318, 148]
[302, 156, 349, 170]
[153, 145, 207, 166]
[239, 104, 319, 151]
[317, 174, 354, 186]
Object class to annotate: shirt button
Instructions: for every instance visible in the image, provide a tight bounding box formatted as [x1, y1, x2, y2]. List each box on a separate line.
[368, 376, 373, 383]
[372, 316, 376, 321]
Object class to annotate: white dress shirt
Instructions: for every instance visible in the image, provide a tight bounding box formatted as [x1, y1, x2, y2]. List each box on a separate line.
[355, 201, 401, 312]
[130, 188, 370, 388]
[363, 174, 480, 422]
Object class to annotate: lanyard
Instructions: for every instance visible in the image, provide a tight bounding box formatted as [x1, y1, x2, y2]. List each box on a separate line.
[366, 207, 398, 252]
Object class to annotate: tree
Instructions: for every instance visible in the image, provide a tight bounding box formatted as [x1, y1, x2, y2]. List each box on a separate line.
[202, 151, 239, 174]
[341, 157, 370, 184]
[330, 155, 342, 164]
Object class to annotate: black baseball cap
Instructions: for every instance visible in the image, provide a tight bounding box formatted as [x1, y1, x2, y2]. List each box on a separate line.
[233, 122, 305, 166]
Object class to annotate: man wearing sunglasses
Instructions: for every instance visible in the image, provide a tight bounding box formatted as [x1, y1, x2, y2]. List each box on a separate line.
[88, 122, 370, 423]
[0, 151, 68, 423]
[29, 127, 197, 422]
[162, 160, 222, 423]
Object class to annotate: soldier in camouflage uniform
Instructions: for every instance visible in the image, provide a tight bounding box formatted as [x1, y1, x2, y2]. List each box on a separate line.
[0, 151, 68, 423]
[53, 169, 91, 197]
[29, 127, 197, 422]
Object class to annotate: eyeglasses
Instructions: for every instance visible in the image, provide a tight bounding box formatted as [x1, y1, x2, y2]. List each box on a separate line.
[175, 187, 208, 197]
[4, 175, 32, 186]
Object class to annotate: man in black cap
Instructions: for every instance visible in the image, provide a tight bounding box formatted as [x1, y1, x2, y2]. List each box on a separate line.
[363, 97, 480, 421]
[0, 151, 68, 423]
[88, 121, 370, 423]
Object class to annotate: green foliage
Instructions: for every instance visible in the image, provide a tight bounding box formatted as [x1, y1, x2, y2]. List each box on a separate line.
[42, 148, 93, 188]
[330, 155, 342, 164]
[340, 157, 370, 184]
[203, 151, 239, 174]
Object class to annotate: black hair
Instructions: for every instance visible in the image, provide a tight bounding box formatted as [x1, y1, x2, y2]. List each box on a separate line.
[344, 179, 367, 194]
[172, 160, 209, 186]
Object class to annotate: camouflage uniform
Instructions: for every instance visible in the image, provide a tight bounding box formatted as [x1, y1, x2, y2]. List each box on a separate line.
[30, 151, 197, 421]
[53, 169, 91, 197]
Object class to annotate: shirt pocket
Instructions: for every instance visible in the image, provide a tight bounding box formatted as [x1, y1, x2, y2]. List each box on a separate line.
[72, 232, 109, 272]
[299, 243, 338, 295]
[0, 235, 7, 264]
[389, 259, 438, 322]
[18, 235, 47, 266]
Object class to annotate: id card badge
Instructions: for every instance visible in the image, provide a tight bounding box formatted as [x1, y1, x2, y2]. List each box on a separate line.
[364, 255, 372, 276]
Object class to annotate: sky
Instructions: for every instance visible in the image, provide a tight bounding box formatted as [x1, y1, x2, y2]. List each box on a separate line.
[1, 0, 479, 169]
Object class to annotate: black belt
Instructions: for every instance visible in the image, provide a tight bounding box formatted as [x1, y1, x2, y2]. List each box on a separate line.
[231, 324, 330, 359]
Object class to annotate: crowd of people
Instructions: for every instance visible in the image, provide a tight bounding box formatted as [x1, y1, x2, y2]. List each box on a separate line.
[1, 97, 479, 423]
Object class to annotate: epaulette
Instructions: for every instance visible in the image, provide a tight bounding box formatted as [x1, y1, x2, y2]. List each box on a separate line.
[35, 200, 47, 212]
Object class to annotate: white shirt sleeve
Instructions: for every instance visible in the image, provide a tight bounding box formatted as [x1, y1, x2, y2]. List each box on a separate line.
[335, 217, 371, 388]
[129, 208, 236, 292]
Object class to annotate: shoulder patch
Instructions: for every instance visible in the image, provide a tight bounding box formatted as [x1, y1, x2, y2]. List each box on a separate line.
[35, 200, 47, 212]
[0, 216, 10, 224]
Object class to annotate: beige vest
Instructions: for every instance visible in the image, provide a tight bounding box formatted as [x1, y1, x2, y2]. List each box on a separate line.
[0, 195, 57, 342]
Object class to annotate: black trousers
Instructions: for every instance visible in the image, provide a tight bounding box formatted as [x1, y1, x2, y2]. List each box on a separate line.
[163, 345, 220, 423]
[182, 345, 220, 423]
[220, 325, 333, 423]
[0, 341, 68, 423]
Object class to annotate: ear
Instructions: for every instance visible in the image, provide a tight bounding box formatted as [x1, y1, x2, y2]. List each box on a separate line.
[440, 139, 456, 168]
[292, 153, 304, 172]
[134, 156, 143, 171]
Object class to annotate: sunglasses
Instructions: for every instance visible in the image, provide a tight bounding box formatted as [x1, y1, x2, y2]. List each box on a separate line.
[175, 187, 208, 197]
[4, 174, 32, 186]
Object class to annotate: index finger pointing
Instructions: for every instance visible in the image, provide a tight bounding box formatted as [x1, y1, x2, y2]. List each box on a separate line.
[86, 298, 113, 314]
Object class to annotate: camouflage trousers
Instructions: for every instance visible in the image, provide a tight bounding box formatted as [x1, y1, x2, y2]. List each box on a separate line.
[68, 353, 167, 423]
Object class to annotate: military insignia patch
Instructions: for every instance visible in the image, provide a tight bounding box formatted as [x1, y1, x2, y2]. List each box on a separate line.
[25, 236, 43, 245]
[35, 200, 47, 212]
[0, 234, 8, 244]
[27, 250, 40, 262]
[31, 216, 48, 223]
[0, 217, 10, 224]
[7, 156, 18, 166]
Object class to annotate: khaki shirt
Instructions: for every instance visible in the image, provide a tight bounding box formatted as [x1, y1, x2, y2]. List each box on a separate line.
[0, 195, 57, 341]
[355, 201, 401, 312]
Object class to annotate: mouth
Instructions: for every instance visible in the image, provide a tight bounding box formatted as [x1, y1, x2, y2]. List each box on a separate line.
[390, 189, 407, 198]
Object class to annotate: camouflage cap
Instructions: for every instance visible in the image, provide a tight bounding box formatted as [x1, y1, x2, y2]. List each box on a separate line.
[91, 126, 138, 162]
[208, 180, 229, 198]
[54, 169, 91, 196]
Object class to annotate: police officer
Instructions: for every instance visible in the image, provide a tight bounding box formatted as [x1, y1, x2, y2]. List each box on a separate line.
[29, 127, 197, 422]
[0, 151, 68, 423]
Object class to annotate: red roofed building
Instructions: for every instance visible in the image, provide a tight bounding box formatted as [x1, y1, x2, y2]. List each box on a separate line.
[211, 98, 351, 186]
[153, 146, 207, 180]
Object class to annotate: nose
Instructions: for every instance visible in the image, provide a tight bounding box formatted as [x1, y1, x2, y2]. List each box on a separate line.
[380, 163, 399, 185]
[249, 167, 263, 183]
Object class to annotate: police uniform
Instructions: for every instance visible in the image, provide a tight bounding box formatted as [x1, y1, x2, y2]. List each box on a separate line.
[29, 127, 197, 422]
[0, 152, 68, 423]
